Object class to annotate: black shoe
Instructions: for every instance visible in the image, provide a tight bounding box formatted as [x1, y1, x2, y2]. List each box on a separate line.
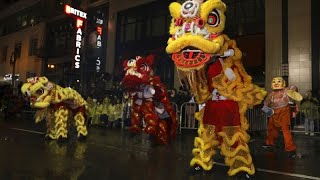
[236, 172, 255, 179]
[188, 165, 203, 175]
[287, 151, 297, 158]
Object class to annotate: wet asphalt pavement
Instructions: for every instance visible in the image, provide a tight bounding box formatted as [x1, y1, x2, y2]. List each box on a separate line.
[0, 117, 320, 180]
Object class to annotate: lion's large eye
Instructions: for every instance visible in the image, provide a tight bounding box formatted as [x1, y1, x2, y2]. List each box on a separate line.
[207, 9, 220, 27]
[140, 63, 149, 72]
[36, 88, 44, 95]
[24, 90, 31, 97]
[127, 59, 136, 67]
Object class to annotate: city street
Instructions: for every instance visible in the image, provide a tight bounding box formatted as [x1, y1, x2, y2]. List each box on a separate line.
[0, 117, 320, 180]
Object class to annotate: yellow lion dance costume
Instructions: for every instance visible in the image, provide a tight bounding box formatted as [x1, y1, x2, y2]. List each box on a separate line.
[21, 77, 88, 140]
[166, 0, 267, 177]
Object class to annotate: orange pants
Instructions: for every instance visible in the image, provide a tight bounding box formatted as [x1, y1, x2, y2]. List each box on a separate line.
[266, 105, 296, 152]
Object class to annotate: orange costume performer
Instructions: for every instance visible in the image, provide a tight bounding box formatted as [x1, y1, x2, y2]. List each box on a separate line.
[262, 77, 303, 156]
[166, 0, 267, 178]
[121, 55, 177, 145]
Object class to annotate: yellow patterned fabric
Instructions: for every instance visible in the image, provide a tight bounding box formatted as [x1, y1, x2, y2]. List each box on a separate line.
[21, 76, 88, 139]
[166, 0, 267, 176]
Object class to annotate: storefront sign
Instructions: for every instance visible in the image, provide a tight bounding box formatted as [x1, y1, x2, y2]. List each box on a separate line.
[96, 57, 101, 72]
[64, 5, 87, 70]
[74, 25, 83, 69]
[64, 5, 87, 19]
[96, 24, 103, 72]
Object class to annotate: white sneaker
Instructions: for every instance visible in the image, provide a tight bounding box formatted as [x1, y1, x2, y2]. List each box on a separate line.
[310, 133, 315, 136]
[305, 132, 309, 135]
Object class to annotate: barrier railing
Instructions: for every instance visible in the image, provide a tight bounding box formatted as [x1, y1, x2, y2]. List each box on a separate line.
[246, 107, 267, 132]
[291, 106, 320, 133]
[179, 102, 268, 133]
[21, 110, 36, 120]
[179, 102, 199, 133]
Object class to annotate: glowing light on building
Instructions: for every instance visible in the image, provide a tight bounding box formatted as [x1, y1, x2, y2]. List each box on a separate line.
[64, 5, 87, 70]
[74, 27, 83, 69]
[96, 23, 103, 72]
[64, 5, 87, 19]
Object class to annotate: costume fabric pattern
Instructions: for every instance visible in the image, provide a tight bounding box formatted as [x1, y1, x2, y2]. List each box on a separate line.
[21, 76, 88, 139]
[166, 0, 267, 176]
[121, 55, 178, 145]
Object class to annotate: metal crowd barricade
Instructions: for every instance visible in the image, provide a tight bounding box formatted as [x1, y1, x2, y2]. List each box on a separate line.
[292, 105, 320, 133]
[245, 107, 267, 132]
[21, 109, 36, 120]
[179, 102, 268, 133]
[179, 102, 199, 133]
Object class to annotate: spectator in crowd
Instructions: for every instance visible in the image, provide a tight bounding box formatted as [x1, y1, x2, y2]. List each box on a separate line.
[300, 91, 319, 136]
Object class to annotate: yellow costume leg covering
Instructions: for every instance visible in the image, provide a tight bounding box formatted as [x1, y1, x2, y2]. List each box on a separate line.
[75, 112, 88, 137]
[53, 108, 68, 139]
[190, 109, 219, 170]
[218, 126, 255, 176]
[46, 111, 58, 139]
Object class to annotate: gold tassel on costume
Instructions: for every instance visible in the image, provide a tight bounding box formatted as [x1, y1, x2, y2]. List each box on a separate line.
[218, 126, 255, 176]
[53, 108, 68, 139]
[75, 112, 88, 137]
[190, 109, 219, 170]
[178, 69, 212, 104]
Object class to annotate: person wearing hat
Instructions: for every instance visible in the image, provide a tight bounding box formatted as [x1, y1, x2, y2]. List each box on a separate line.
[262, 77, 303, 158]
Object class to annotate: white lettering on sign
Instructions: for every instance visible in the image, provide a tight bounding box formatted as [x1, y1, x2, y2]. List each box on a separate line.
[96, 18, 103, 25]
[74, 28, 82, 69]
[97, 35, 102, 48]
[96, 57, 101, 72]
[65, 5, 87, 19]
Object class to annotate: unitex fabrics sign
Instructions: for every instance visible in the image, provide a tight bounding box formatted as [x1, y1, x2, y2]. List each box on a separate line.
[64, 5, 87, 69]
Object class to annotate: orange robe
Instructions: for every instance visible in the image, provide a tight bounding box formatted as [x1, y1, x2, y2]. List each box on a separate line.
[264, 89, 296, 152]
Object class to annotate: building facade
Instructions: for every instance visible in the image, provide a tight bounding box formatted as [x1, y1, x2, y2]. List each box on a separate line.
[0, 0, 319, 98]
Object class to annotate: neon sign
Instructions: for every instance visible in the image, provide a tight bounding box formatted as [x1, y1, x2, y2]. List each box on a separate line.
[96, 23, 103, 72]
[96, 57, 101, 72]
[64, 5, 87, 70]
[64, 5, 87, 19]
[74, 26, 83, 69]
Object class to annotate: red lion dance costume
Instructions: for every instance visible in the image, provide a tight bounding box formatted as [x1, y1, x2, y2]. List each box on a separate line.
[121, 55, 177, 145]
[166, 0, 267, 177]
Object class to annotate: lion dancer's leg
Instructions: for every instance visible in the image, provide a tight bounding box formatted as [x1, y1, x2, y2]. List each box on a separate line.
[129, 104, 142, 133]
[190, 108, 219, 171]
[53, 107, 69, 139]
[74, 106, 88, 138]
[142, 101, 169, 145]
[44, 110, 57, 139]
[216, 101, 255, 176]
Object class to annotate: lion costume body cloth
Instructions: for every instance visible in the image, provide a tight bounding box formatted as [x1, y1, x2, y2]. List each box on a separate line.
[21, 77, 88, 140]
[121, 55, 177, 145]
[166, 0, 267, 176]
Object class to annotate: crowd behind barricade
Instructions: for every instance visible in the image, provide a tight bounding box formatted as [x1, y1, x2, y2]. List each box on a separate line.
[1, 78, 319, 136]
[84, 79, 194, 130]
[0, 82, 27, 121]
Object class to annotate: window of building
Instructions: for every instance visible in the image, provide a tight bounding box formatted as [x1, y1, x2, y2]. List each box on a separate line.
[1, 46, 8, 63]
[21, 15, 28, 27]
[151, 16, 166, 37]
[29, 38, 38, 56]
[14, 42, 22, 59]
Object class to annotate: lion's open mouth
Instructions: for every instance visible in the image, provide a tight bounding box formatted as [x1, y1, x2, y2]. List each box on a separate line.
[172, 46, 211, 69]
